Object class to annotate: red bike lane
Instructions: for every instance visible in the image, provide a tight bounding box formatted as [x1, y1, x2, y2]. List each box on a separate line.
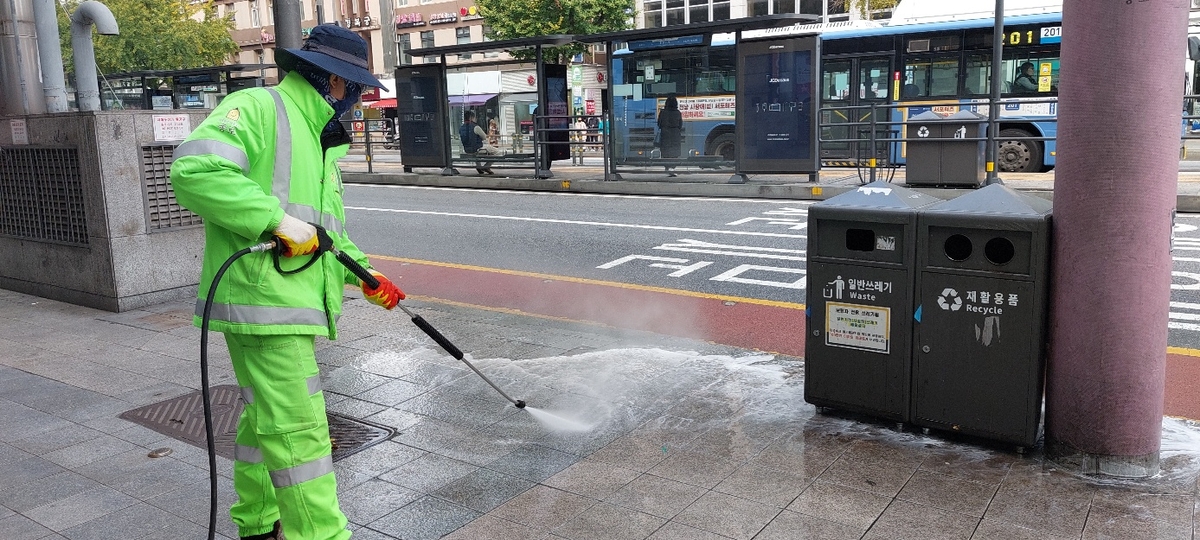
[371, 256, 1198, 420]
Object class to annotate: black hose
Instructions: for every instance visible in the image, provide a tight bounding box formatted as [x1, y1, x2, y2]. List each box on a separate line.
[200, 242, 273, 540]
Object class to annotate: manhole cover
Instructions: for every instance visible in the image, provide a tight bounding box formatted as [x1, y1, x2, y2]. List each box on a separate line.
[119, 385, 394, 461]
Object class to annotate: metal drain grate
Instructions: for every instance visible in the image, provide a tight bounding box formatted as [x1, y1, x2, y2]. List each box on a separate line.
[119, 385, 394, 461]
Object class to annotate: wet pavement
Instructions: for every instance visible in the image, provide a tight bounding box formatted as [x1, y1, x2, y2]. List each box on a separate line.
[0, 286, 1198, 539]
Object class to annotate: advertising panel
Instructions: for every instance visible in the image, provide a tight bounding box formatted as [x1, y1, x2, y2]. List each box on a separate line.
[736, 35, 819, 174]
[395, 64, 450, 168]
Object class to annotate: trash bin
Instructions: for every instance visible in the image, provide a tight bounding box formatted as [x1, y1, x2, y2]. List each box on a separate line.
[805, 181, 943, 422]
[912, 184, 1052, 448]
[905, 110, 987, 188]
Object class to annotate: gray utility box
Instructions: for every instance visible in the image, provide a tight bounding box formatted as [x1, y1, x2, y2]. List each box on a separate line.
[906, 110, 987, 188]
[805, 181, 943, 422]
[912, 184, 1052, 448]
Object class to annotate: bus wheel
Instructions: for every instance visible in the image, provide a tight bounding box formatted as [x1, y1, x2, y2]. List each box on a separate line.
[997, 129, 1042, 173]
[708, 133, 736, 161]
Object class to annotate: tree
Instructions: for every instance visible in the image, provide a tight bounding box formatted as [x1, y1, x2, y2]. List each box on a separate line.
[57, 0, 238, 76]
[476, 0, 636, 62]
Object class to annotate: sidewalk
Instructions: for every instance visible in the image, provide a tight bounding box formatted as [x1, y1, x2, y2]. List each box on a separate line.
[338, 155, 1200, 212]
[1, 286, 1198, 539]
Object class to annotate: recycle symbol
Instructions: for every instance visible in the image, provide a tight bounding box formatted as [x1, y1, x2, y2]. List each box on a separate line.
[917, 125, 930, 138]
[937, 288, 962, 311]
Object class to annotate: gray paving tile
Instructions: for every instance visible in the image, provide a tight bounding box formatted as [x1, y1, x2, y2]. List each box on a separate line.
[0, 399, 76, 443]
[336, 440, 426, 478]
[435, 431, 524, 467]
[646, 521, 732, 540]
[356, 378, 427, 406]
[377, 452, 479, 494]
[337, 478, 422, 525]
[363, 407, 424, 431]
[0, 454, 66, 493]
[490, 485, 598, 532]
[985, 467, 1095, 538]
[673, 490, 780, 540]
[340, 527, 400, 540]
[589, 415, 704, 473]
[787, 480, 891, 532]
[970, 518, 1077, 540]
[862, 499, 980, 540]
[42, 433, 136, 469]
[398, 387, 517, 431]
[1081, 491, 1194, 540]
[322, 367, 392, 395]
[714, 461, 810, 508]
[9, 422, 106, 456]
[754, 509, 864, 540]
[75, 448, 209, 501]
[433, 467, 535, 513]
[486, 443, 579, 483]
[368, 496, 481, 540]
[604, 473, 706, 519]
[142, 480, 240, 539]
[896, 469, 999, 518]
[325, 395, 387, 418]
[349, 349, 434, 378]
[23, 485, 138, 532]
[543, 457, 641, 500]
[0, 470, 102, 513]
[60, 502, 180, 540]
[552, 501, 667, 540]
[646, 448, 742, 489]
[819, 449, 921, 497]
[0, 513, 54, 540]
[441, 514, 551, 540]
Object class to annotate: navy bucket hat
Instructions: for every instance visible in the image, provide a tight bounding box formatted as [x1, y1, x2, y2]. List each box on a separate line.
[276, 24, 387, 90]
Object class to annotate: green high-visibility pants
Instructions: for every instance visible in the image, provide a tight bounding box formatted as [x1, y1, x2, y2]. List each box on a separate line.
[225, 333, 350, 540]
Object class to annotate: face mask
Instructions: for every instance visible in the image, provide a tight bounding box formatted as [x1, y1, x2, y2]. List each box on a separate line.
[297, 63, 362, 130]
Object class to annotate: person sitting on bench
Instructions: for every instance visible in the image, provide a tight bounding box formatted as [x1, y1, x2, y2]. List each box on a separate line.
[460, 111, 499, 174]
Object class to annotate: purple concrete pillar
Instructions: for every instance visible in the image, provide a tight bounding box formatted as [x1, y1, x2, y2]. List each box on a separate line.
[1046, 0, 1189, 476]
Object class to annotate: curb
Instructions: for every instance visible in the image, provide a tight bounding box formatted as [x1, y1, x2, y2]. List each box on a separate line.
[343, 171, 1200, 212]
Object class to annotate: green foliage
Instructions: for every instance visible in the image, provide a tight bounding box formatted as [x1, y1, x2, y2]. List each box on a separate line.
[57, 0, 239, 76]
[476, 0, 635, 62]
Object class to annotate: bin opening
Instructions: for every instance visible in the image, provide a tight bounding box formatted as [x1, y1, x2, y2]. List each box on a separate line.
[944, 234, 973, 261]
[985, 237, 1016, 265]
[846, 229, 876, 252]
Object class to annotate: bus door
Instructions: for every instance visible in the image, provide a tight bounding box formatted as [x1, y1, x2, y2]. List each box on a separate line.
[821, 56, 892, 164]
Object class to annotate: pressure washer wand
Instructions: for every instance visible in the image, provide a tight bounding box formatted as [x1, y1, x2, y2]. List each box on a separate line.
[393, 302, 525, 408]
[310, 228, 525, 409]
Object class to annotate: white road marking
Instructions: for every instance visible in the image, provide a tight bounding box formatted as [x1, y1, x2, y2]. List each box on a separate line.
[344, 206, 808, 238]
[596, 255, 713, 277]
[652, 239, 807, 261]
[1169, 301, 1200, 331]
[709, 265, 806, 289]
[725, 217, 807, 230]
[1172, 271, 1200, 290]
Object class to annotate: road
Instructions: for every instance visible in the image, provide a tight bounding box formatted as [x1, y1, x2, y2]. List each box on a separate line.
[344, 183, 1200, 355]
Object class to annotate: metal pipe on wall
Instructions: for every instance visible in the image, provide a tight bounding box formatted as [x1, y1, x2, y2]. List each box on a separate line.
[0, 0, 45, 115]
[32, 0, 66, 112]
[69, 0, 118, 112]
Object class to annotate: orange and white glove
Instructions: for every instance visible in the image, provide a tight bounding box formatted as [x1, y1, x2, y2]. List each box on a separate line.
[273, 214, 319, 257]
[362, 270, 404, 309]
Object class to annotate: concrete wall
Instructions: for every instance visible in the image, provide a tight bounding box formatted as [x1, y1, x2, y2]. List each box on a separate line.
[0, 110, 212, 311]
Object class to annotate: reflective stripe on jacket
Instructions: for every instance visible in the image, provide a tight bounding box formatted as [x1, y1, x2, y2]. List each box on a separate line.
[170, 71, 373, 338]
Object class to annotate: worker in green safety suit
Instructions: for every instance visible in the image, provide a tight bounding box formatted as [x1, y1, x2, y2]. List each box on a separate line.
[169, 24, 403, 540]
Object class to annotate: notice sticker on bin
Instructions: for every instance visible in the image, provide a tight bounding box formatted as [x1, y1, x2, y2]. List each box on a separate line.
[825, 301, 891, 354]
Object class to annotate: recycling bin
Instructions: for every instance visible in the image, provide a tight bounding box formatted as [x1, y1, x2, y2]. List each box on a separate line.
[905, 110, 987, 188]
[805, 181, 943, 422]
[911, 184, 1052, 448]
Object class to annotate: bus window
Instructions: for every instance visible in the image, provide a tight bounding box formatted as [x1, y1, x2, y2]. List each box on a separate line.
[963, 55, 991, 95]
[1003, 56, 1059, 94]
[904, 57, 959, 97]
[823, 60, 852, 101]
[859, 58, 890, 100]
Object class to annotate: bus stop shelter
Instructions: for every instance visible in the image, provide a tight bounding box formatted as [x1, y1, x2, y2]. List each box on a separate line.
[578, 15, 820, 182]
[392, 35, 576, 178]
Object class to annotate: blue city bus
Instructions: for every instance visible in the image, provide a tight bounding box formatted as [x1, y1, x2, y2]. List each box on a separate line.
[610, 13, 1063, 172]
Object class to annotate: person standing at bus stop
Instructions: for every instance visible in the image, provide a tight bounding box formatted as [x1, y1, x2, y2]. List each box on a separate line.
[170, 23, 405, 540]
[657, 95, 684, 177]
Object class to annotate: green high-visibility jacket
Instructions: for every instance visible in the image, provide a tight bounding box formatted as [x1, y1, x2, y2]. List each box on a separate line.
[170, 72, 373, 339]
